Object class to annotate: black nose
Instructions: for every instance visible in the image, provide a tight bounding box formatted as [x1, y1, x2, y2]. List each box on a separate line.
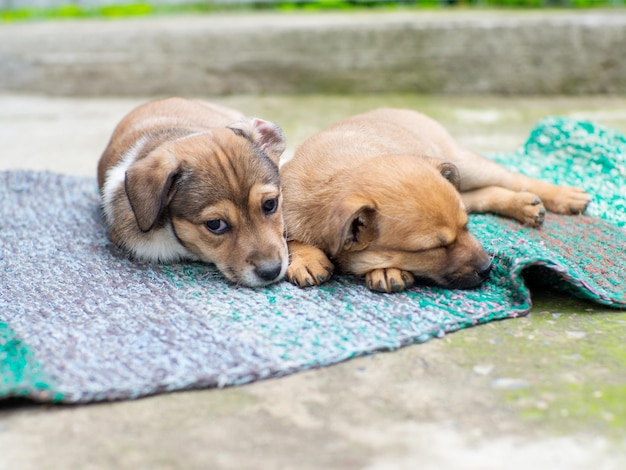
[477, 260, 492, 280]
[254, 261, 283, 282]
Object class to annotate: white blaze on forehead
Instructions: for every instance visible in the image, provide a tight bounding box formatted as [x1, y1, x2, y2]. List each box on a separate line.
[253, 183, 281, 195]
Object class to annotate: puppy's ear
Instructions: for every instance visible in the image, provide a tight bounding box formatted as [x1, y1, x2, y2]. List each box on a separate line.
[438, 162, 461, 191]
[228, 118, 286, 164]
[322, 195, 377, 258]
[125, 151, 180, 233]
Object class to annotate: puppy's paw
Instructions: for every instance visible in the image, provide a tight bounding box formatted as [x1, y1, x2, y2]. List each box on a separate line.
[287, 261, 333, 287]
[286, 242, 334, 287]
[511, 192, 547, 228]
[539, 186, 591, 215]
[365, 269, 414, 293]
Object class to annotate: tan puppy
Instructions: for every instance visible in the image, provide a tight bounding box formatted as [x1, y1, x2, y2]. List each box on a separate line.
[281, 108, 590, 293]
[98, 97, 288, 287]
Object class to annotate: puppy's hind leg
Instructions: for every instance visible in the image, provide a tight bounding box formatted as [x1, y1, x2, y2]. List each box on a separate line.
[518, 177, 591, 215]
[462, 186, 546, 227]
[286, 241, 334, 287]
[453, 148, 590, 216]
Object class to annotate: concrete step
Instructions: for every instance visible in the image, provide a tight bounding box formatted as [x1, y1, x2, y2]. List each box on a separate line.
[2, 9, 626, 96]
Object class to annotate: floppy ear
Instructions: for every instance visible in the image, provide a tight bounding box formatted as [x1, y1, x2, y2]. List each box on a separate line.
[125, 151, 180, 233]
[321, 195, 377, 258]
[438, 162, 461, 191]
[228, 118, 286, 164]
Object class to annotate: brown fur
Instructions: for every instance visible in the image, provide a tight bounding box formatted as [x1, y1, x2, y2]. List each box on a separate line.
[281, 108, 590, 293]
[98, 97, 288, 287]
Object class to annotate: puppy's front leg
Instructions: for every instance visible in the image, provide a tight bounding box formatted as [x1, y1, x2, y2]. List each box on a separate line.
[287, 241, 334, 287]
[462, 187, 546, 227]
[366, 269, 415, 294]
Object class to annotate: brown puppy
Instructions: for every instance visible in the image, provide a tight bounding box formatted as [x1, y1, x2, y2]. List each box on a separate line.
[281, 108, 590, 293]
[98, 97, 288, 287]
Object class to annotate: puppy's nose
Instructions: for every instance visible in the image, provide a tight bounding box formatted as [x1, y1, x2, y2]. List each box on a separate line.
[254, 261, 283, 282]
[477, 260, 492, 280]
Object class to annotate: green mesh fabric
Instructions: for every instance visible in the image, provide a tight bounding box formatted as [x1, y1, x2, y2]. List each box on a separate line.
[0, 117, 624, 403]
[490, 116, 626, 228]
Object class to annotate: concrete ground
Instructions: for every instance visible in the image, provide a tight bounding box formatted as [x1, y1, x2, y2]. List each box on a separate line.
[1, 93, 625, 469]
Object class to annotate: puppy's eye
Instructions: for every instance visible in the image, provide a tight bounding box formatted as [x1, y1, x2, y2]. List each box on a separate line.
[262, 197, 279, 215]
[205, 219, 229, 234]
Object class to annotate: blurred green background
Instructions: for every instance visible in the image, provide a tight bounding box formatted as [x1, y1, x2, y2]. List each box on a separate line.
[2, 0, 625, 22]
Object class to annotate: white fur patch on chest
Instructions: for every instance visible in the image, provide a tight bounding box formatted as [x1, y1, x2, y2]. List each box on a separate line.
[129, 223, 196, 263]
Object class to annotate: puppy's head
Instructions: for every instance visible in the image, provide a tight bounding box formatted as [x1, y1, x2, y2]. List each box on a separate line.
[124, 118, 288, 287]
[325, 156, 491, 289]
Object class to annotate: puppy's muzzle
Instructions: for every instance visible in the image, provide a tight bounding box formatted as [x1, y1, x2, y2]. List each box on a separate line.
[444, 258, 492, 289]
[254, 260, 284, 283]
[477, 259, 492, 280]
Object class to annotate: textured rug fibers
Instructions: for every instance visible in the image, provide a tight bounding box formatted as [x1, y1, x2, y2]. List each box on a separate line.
[1, 117, 625, 403]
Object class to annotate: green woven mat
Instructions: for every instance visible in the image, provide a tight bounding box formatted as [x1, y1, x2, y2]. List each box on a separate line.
[1, 117, 625, 403]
